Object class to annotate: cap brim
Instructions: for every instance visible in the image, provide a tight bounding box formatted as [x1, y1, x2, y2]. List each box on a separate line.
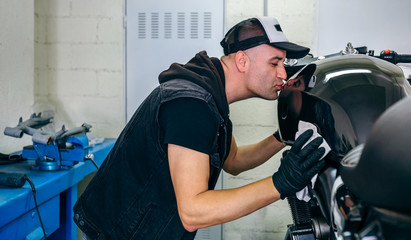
[270, 42, 310, 59]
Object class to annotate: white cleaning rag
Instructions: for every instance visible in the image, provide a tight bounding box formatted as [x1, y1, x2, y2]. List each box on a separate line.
[295, 121, 331, 202]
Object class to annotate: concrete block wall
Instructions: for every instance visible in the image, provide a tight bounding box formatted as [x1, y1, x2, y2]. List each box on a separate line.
[224, 1, 314, 238]
[0, 0, 35, 153]
[34, 0, 124, 139]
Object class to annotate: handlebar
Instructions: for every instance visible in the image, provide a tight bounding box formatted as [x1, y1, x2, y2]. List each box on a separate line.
[372, 49, 411, 64]
[284, 45, 411, 78]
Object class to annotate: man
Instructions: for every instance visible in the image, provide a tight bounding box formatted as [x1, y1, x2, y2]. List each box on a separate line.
[73, 17, 326, 239]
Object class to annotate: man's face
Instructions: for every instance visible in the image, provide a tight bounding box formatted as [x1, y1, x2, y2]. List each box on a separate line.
[244, 44, 287, 100]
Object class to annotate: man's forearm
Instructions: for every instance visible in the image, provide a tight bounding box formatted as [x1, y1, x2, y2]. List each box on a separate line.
[178, 176, 280, 232]
[168, 143, 283, 232]
[224, 135, 286, 175]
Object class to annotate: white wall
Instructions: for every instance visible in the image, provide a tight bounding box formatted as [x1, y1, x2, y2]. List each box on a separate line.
[34, 0, 124, 140]
[0, 0, 34, 152]
[312, 0, 411, 56]
[225, 1, 314, 238]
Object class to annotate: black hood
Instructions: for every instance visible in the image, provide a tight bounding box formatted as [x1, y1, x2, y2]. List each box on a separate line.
[158, 51, 229, 120]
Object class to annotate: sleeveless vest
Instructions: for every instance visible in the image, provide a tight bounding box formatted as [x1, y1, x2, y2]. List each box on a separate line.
[73, 79, 232, 239]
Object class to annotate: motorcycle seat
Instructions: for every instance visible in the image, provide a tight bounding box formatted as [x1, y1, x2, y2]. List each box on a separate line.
[340, 96, 411, 213]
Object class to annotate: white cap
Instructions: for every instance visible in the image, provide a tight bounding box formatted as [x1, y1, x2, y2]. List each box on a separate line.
[220, 17, 310, 59]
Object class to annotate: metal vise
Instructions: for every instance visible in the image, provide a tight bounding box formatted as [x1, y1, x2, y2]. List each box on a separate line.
[4, 113, 92, 171]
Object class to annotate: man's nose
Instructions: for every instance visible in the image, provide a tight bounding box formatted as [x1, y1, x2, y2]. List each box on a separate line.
[278, 66, 287, 81]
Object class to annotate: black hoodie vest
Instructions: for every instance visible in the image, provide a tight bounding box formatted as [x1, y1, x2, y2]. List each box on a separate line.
[73, 51, 232, 239]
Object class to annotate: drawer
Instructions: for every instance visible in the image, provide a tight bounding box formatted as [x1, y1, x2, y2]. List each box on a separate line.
[0, 195, 60, 239]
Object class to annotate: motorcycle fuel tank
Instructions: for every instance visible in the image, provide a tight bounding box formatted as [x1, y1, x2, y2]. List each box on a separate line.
[278, 54, 411, 162]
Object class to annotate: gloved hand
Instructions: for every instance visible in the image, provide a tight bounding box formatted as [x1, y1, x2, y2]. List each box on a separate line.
[272, 129, 326, 199]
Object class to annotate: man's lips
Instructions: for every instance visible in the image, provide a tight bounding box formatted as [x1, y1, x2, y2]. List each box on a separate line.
[277, 82, 285, 91]
[275, 80, 287, 92]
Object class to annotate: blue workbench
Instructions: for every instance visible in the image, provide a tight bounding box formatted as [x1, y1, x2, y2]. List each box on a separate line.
[0, 138, 115, 240]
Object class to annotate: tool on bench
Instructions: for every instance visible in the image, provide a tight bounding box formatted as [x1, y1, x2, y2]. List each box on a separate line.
[0, 171, 47, 238]
[0, 172, 26, 188]
[4, 113, 93, 171]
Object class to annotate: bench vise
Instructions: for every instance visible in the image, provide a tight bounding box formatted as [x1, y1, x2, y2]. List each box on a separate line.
[4, 113, 92, 171]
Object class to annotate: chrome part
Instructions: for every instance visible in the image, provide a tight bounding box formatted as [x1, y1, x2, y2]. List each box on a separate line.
[284, 58, 298, 66]
[84, 153, 94, 161]
[342, 42, 358, 55]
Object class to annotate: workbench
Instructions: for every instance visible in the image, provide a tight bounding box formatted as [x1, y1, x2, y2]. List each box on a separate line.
[0, 138, 115, 240]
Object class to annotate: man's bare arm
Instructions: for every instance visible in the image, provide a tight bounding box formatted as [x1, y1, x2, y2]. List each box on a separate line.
[223, 135, 285, 176]
[168, 144, 281, 232]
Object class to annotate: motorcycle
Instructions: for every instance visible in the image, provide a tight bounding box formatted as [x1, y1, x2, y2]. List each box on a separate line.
[278, 43, 411, 240]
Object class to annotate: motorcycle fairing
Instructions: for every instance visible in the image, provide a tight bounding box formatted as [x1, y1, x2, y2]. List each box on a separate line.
[340, 96, 411, 213]
[278, 54, 411, 163]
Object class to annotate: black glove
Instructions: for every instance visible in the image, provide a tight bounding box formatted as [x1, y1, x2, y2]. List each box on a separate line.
[272, 129, 326, 199]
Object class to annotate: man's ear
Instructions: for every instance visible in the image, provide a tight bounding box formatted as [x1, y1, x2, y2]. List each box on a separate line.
[234, 51, 248, 73]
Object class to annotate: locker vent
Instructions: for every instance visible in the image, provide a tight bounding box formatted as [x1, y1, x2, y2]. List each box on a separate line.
[204, 12, 212, 39]
[151, 12, 159, 39]
[191, 12, 198, 39]
[136, 12, 213, 39]
[164, 12, 172, 39]
[177, 12, 185, 39]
